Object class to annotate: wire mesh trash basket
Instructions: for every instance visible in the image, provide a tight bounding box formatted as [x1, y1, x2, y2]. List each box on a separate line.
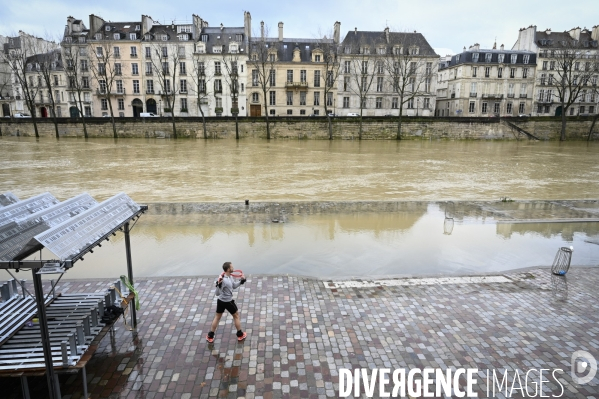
[551, 246, 573, 276]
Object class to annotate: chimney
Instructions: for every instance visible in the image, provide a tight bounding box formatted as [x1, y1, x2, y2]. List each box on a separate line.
[244, 11, 251, 41]
[89, 14, 106, 37]
[260, 21, 265, 39]
[384, 27, 389, 43]
[592, 25, 599, 41]
[278, 22, 283, 41]
[354, 27, 357, 35]
[334, 21, 340, 44]
[500, 44, 504, 51]
[568, 27, 581, 41]
[220, 23, 224, 31]
[546, 28, 551, 35]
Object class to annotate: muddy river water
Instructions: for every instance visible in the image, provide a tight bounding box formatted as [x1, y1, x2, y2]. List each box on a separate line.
[1, 137, 598, 278]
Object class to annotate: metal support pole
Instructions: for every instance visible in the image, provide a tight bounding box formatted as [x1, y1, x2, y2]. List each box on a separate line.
[20, 376, 30, 399]
[82, 365, 89, 398]
[124, 221, 137, 327]
[32, 269, 58, 399]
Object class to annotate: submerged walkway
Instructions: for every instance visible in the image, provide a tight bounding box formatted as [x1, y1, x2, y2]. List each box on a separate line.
[3, 267, 599, 398]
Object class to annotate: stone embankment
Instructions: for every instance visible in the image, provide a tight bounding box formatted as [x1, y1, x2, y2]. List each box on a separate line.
[1, 116, 597, 140]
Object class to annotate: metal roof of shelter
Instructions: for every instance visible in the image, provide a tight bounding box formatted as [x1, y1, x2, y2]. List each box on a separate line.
[0, 192, 58, 226]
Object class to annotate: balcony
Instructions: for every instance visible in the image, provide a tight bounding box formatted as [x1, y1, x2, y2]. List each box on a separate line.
[519, 94, 528, 98]
[450, 93, 455, 98]
[469, 92, 477, 97]
[285, 81, 308, 89]
[482, 94, 503, 99]
[146, 90, 155, 95]
[507, 93, 515, 98]
[130, 53, 138, 58]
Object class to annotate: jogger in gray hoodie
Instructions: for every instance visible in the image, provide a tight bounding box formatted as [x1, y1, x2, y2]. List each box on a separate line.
[206, 262, 247, 343]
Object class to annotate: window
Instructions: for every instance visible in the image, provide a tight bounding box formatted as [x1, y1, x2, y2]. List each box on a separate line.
[133, 80, 139, 94]
[362, 61, 368, 74]
[54, 75, 59, 86]
[327, 71, 333, 87]
[376, 77, 383, 92]
[344, 76, 350, 91]
[96, 47, 103, 57]
[162, 62, 169, 75]
[180, 79, 187, 93]
[161, 47, 168, 58]
[101, 98, 108, 110]
[99, 80, 107, 94]
[145, 62, 152, 75]
[199, 80, 206, 93]
[287, 70, 293, 82]
[523, 54, 530, 64]
[116, 80, 123, 93]
[270, 109, 276, 115]
[498, 54, 505, 63]
[300, 91, 306, 105]
[269, 91, 276, 106]
[252, 70, 258, 86]
[375, 97, 382, 109]
[407, 98, 414, 109]
[470, 82, 477, 96]
[214, 79, 222, 93]
[391, 97, 398, 109]
[511, 54, 517, 64]
[118, 98, 124, 110]
[510, 68, 516, 78]
[426, 62, 432, 75]
[423, 98, 430, 109]
[326, 92, 333, 106]
[472, 67, 477, 77]
[549, 61, 555, 70]
[180, 62, 186, 74]
[519, 103, 525, 114]
[507, 102, 513, 114]
[287, 91, 293, 105]
[129, 33, 137, 40]
[198, 62, 205, 75]
[540, 73, 546, 85]
[344, 61, 350, 73]
[494, 103, 500, 114]
[115, 63, 122, 75]
[201, 34, 208, 42]
[343, 97, 350, 108]
[472, 53, 479, 63]
[482, 102, 488, 113]
[131, 47, 137, 57]
[145, 47, 151, 58]
[538, 89, 545, 101]
[362, 76, 368, 91]
[313, 92, 320, 106]
[95, 33, 102, 40]
[178, 35, 188, 41]
[300, 70, 307, 83]
[181, 98, 188, 111]
[549, 74, 554, 85]
[425, 78, 431, 93]
[498, 67, 503, 78]
[165, 79, 171, 93]
[485, 53, 492, 63]
[377, 62, 384, 74]
[469, 102, 475, 113]
[269, 70, 276, 86]
[269, 54, 275, 62]
[314, 54, 321, 62]
[523, 68, 528, 79]
[82, 77, 89, 88]
[314, 71, 321, 87]
[252, 93, 259, 103]
[214, 62, 221, 75]
[147, 80, 154, 94]
[485, 67, 490, 78]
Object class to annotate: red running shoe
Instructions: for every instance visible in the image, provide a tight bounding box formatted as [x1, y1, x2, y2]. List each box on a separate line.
[237, 332, 247, 341]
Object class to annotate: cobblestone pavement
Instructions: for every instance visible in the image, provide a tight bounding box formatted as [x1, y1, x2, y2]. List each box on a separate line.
[3, 267, 599, 398]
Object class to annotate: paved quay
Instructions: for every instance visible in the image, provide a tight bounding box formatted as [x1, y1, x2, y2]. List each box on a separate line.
[3, 267, 599, 398]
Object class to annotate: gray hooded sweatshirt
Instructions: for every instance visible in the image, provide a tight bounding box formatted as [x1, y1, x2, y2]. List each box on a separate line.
[216, 274, 244, 302]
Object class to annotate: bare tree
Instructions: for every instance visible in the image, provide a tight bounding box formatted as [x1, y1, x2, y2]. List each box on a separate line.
[347, 42, 377, 139]
[190, 55, 213, 139]
[586, 70, 599, 141]
[62, 41, 89, 138]
[384, 41, 434, 140]
[317, 33, 342, 139]
[543, 41, 597, 141]
[248, 24, 276, 139]
[89, 41, 123, 138]
[2, 33, 44, 137]
[149, 43, 181, 138]
[221, 52, 241, 139]
[36, 44, 64, 139]
[0, 71, 10, 135]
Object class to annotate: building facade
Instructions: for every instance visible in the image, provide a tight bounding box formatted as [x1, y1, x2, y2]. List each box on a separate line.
[512, 25, 599, 116]
[436, 44, 537, 117]
[338, 29, 439, 117]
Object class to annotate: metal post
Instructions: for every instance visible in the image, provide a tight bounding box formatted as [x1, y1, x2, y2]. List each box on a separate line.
[20, 376, 30, 399]
[124, 221, 137, 327]
[82, 365, 89, 399]
[32, 269, 58, 399]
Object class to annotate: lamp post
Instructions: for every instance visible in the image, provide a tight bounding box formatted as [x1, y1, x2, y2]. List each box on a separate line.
[159, 99, 162, 117]
[416, 98, 420, 117]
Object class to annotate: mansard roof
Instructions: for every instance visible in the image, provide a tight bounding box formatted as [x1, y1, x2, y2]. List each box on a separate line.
[340, 30, 437, 56]
[535, 30, 598, 48]
[197, 27, 247, 54]
[440, 49, 537, 70]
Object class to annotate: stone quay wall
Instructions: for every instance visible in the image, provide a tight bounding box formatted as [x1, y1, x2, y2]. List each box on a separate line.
[0, 116, 597, 140]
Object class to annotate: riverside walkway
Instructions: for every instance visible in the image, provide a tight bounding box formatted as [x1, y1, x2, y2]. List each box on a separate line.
[3, 267, 598, 398]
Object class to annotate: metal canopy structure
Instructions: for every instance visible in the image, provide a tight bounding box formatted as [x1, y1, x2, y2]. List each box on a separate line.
[0, 191, 147, 399]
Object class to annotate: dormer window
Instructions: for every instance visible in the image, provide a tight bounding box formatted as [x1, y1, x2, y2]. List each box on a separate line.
[201, 34, 208, 42]
[178, 34, 189, 41]
[410, 46, 419, 55]
[65, 37, 72, 43]
[472, 53, 479, 62]
[213, 46, 222, 53]
[377, 47, 386, 55]
[78, 37, 86, 43]
[195, 43, 206, 53]
[498, 54, 504, 63]
[236, 34, 243, 42]
[161, 35, 168, 41]
[523, 54, 530, 64]
[485, 53, 492, 62]
[456, 54, 461, 62]
[95, 33, 102, 40]
[135, 25, 140, 31]
[105, 26, 111, 31]
[230, 44, 238, 53]
[130, 33, 137, 40]
[315, 54, 321, 62]
[361, 47, 370, 54]
[511, 54, 517, 64]
[344, 46, 351, 54]
[145, 34, 152, 40]
[113, 33, 120, 40]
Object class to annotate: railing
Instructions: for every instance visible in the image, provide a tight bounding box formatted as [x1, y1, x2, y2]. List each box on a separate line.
[451, 93, 455, 98]
[482, 94, 503, 99]
[285, 81, 308, 89]
[130, 53, 138, 58]
[469, 92, 477, 97]
[519, 94, 528, 98]
[507, 94, 515, 98]
[146, 90, 154, 94]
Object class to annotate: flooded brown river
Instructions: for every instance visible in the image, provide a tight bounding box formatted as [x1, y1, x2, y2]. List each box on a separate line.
[1, 137, 598, 278]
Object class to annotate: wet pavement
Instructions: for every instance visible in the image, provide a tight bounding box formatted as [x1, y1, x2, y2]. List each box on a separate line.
[3, 267, 599, 398]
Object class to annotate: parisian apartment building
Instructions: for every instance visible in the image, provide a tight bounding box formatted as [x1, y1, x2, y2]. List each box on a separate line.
[436, 43, 537, 117]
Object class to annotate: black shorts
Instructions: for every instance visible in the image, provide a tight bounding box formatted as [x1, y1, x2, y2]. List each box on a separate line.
[216, 299, 238, 314]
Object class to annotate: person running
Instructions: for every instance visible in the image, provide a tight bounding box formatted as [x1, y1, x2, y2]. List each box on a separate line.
[206, 262, 247, 343]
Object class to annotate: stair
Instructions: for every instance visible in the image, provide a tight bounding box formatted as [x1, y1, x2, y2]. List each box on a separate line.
[502, 119, 540, 140]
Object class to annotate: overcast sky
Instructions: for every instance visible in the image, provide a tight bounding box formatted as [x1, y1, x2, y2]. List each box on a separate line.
[1, 0, 598, 56]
